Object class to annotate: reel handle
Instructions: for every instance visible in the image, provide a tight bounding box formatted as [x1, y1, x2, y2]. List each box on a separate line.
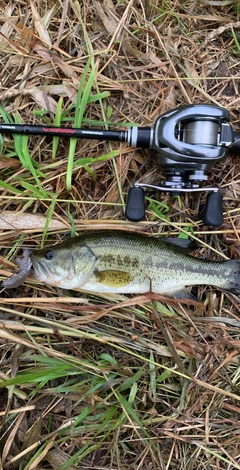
[202, 192, 223, 227]
[125, 186, 145, 222]
[231, 132, 240, 153]
[125, 185, 224, 226]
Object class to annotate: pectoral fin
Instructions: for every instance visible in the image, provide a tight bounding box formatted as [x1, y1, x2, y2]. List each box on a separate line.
[95, 270, 132, 288]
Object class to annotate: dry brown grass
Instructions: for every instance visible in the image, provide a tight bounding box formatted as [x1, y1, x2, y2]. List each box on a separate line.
[0, 1, 240, 469]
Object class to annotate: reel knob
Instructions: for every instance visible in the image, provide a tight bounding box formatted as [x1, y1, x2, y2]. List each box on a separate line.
[125, 186, 145, 222]
[202, 191, 223, 227]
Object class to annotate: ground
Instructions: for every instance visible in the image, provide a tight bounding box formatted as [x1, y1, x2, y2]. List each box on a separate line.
[0, 1, 240, 469]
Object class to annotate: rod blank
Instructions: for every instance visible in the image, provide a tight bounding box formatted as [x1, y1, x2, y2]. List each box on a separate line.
[0, 123, 128, 142]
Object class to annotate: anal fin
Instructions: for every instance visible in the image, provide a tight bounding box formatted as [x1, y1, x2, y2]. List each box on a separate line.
[171, 289, 198, 301]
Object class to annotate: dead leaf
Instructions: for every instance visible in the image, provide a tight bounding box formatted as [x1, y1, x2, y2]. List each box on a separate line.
[2, 413, 26, 464]
[33, 43, 52, 61]
[20, 418, 42, 452]
[0, 157, 20, 169]
[0, 211, 69, 231]
[93, 0, 117, 36]
[30, 87, 57, 113]
[148, 51, 168, 71]
[30, 0, 52, 46]
[45, 448, 78, 469]
[14, 23, 37, 51]
[0, 2, 15, 43]
[94, 0, 147, 62]
[51, 54, 79, 83]
[173, 340, 196, 356]
[0, 31, 29, 55]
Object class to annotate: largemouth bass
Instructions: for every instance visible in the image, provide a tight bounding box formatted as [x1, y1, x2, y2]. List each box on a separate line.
[30, 231, 240, 298]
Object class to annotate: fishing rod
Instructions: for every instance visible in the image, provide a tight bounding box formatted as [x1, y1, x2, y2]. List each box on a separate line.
[1, 103, 240, 226]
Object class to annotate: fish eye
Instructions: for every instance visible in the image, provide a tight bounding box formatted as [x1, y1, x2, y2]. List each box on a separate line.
[44, 250, 54, 260]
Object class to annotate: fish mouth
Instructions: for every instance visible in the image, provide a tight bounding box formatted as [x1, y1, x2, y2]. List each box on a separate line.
[31, 256, 49, 278]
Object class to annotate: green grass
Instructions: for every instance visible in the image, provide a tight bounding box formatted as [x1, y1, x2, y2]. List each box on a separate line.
[231, 27, 240, 54]
[0, 1, 240, 469]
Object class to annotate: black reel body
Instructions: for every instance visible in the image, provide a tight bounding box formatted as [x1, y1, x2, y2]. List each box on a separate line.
[126, 104, 234, 226]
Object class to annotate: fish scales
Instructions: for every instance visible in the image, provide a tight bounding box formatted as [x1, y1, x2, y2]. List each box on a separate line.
[30, 231, 240, 297]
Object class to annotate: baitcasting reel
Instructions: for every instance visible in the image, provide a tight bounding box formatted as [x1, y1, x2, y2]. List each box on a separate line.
[125, 104, 240, 226]
[0, 103, 239, 226]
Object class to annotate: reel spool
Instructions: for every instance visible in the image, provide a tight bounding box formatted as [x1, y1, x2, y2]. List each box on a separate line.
[182, 120, 219, 146]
